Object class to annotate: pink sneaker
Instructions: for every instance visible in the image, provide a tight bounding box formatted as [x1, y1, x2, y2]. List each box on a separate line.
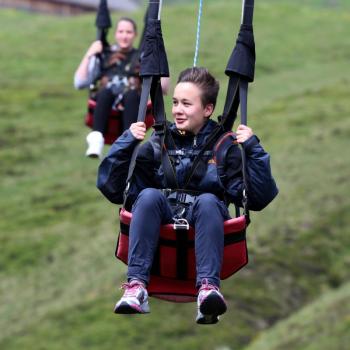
[114, 280, 150, 314]
[196, 279, 227, 324]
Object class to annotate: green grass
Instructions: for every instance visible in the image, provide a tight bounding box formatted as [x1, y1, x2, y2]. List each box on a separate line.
[1, 1, 350, 349]
[243, 282, 350, 350]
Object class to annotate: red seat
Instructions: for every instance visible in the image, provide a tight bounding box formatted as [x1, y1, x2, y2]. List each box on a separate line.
[85, 99, 154, 145]
[116, 208, 249, 302]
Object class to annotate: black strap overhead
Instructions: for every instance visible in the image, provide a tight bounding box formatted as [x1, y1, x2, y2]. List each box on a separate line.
[140, 19, 170, 78]
[124, 76, 153, 197]
[139, 0, 169, 78]
[221, 0, 255, 130]
[95, 0, 111, 48]
[123, 0, 169, 204]
[241, 0, 255, 27]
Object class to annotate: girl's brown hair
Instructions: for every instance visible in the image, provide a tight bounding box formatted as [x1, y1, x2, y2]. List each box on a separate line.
[177, 67, 219, 108]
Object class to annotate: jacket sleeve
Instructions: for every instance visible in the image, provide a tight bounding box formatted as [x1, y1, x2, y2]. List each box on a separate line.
[224, 135, 278, 211]
[97, 130, 158, 204]
[74, 56, 101, 90]
[97, 130, 140, 204]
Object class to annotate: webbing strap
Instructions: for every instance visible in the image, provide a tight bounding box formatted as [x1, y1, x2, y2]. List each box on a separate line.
[138, 76, 153, 122]
[150, 78, 166, 125]
[239, 80, 248, 126]
[238, 80, 250, 217]
[176, 229, 189, 280]
[221, 76, 241, 131]
[213, 76, 250, 216]
[148, 0, 161, 20]
[183, 125, 223, 188]
[123, 76, 153, 205]
[162, 138, 179, 189]
[150, 80, 179, 189]
[241, 0, 254, 26]
[167, 150, 213, 157]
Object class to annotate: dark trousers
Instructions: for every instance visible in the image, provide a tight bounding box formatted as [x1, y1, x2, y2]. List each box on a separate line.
[93, 87, 140, 133]
[127, 188, 230, 288]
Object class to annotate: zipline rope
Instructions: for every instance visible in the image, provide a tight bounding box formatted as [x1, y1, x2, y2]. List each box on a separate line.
[193, 0, 203, 67]
[158, 0, 163, 20]
[241, 0, 246, 24]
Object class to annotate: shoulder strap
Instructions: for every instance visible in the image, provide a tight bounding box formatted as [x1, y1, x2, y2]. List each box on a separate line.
[122, 0, 169, 205]
[123, 76, 154, 204]
[182, 125, 223, 189]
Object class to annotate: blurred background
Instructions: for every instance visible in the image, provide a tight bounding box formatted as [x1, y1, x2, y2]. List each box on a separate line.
[0, 0, 349, 349]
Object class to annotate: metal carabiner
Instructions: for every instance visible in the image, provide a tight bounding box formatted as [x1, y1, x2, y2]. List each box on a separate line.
[173, 218, 190, 231]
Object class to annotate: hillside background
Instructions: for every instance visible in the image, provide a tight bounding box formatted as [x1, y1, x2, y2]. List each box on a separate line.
[0, 1, 349, 349]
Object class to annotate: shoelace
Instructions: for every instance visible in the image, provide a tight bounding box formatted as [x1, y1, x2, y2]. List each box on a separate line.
[199, 278, 219, 293]
[121, 282, 144, 297]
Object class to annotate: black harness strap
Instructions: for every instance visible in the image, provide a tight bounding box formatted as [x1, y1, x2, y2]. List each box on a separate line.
[183, 125, 223, 189]
[123, 76, 154, 205]
[123, 0, 170, 203]
[221, 76, 240, 131]
[161, 130, 179, 189]
[238, 80, 250, 218]
[176, 229, 189, 280]
[151, 80, 179, 189]
[167, 150, 213, 157]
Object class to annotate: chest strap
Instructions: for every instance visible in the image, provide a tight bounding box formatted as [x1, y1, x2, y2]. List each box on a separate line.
[167, 149, 213, 157]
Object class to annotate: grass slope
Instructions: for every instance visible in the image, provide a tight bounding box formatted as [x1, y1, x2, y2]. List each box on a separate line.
[0, 1, 350, 349]
[244, 282, 350, 350]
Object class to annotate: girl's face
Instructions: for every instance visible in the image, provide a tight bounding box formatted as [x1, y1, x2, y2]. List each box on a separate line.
[172, 82, 213, 135]
[115, 20, 137, 50]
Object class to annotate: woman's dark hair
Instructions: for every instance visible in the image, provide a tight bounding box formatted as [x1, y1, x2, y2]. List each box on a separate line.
[177, 67, 219, 108]
[117, 17, 138, 34]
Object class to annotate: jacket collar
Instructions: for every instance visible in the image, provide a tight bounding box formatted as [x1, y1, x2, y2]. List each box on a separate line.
[169, 119, 219, 145]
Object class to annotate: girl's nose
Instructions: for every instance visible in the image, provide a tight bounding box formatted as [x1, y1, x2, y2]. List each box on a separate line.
[173, 104, 182, 115]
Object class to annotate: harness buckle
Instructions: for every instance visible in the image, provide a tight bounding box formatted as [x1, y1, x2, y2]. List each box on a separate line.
[124, 182, 130, 195]
[153, 123, 166, 135]
[177, 192, 187, 203]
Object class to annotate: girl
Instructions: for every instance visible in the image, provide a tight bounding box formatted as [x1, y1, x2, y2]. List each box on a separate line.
[97, 67, 278, 324]
[75, 17, 169, 158]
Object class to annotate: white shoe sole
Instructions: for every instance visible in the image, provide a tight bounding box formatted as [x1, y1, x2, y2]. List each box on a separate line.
[114, 300, 150, 314]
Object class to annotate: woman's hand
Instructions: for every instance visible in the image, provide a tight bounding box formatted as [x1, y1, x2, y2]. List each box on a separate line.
[236, 124, 253, 144]
[85, 40, 103, 58]
[130, 122, 147, 140]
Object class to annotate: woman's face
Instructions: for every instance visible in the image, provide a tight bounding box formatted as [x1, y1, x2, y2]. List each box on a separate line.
[172, 82, 213, 135]
[115, 20, 137, 50]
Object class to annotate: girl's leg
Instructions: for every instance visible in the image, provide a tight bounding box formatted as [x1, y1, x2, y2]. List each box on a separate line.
[127, 188, 173, 285]
[187, 193, 229, 288]
[121, 89, 140, 132]
[93, 87, 115, 133]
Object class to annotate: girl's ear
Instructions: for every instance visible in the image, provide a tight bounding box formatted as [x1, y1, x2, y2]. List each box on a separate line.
[204, 103, 214, 118]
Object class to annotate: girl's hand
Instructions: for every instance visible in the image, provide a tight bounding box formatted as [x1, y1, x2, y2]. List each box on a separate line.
[236, 124, 253, 144]
[130, 122, 147, 140]
[86, 40, 103, 58]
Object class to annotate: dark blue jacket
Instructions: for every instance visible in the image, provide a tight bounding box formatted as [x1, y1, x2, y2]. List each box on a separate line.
[97, 119, 278, 211]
